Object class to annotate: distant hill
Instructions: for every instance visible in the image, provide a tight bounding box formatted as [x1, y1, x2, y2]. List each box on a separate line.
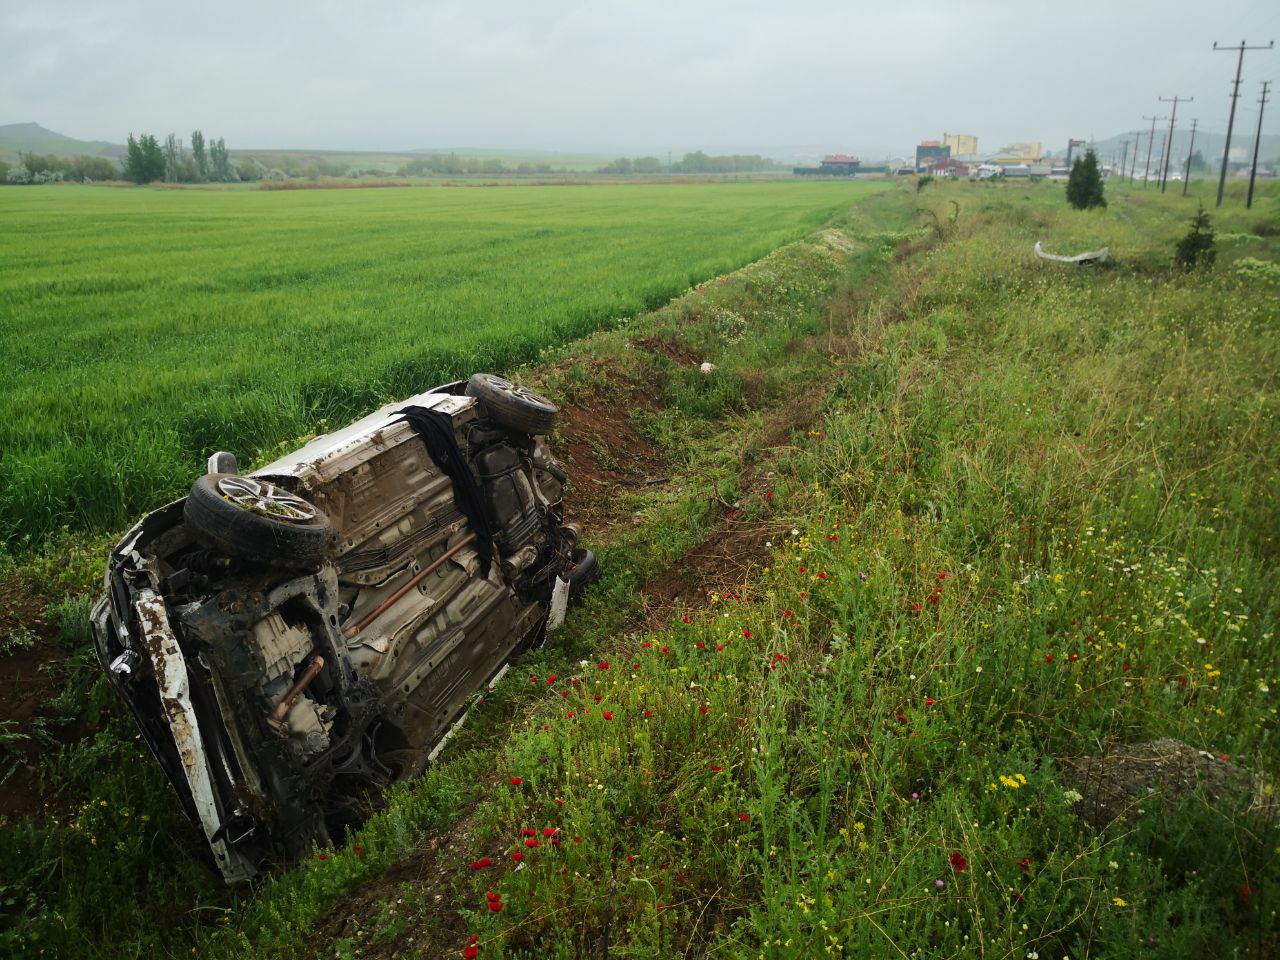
[0, 123, 124, 164]
[1090, 129, 1280, 170]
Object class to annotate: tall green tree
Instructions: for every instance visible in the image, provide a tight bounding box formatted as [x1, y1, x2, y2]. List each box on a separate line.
[1065, 149, 1106, 210]
[190, 129, 207, 180]
[209, 137, 235, 181]
[124, 133, 166, 183]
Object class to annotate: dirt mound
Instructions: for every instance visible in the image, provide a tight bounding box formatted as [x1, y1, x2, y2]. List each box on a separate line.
[1060, 738, 1276, 831]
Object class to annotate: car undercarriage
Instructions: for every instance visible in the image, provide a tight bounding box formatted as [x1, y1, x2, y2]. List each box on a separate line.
[90, 374, 597, 882]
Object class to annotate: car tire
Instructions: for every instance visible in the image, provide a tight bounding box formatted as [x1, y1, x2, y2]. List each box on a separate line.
[565, 547, 601, 600]
[465, 373, 558, 436]
[184, 474, 331, 569]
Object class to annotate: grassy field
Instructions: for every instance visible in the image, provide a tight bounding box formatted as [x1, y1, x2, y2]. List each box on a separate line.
[2, 179, 1278, 958]
[0, 180, 877, 549]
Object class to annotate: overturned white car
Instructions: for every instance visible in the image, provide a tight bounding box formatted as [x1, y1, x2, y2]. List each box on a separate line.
[90, 375, 598, 882]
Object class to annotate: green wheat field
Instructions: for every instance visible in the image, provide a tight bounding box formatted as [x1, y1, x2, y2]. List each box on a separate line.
[0, 180, 880, 548]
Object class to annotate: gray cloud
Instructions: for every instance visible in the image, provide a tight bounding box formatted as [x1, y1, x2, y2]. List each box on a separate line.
[2, 0, 1276, 158]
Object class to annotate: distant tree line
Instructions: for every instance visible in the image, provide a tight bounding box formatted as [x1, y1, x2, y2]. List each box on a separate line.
[3, 151, 120, 184]
[396, 154, 565, 177]
[595, 152, 783, 175]
[125, 130, 239, 184]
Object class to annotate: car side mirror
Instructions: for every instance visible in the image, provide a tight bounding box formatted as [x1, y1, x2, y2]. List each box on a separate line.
[208, 451, 238, 475]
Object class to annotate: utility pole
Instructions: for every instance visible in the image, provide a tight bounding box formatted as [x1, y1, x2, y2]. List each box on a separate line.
[1247, 80, 1272, 209]
[1158, 95, 1192, 192]
[1156, 132, 1169, 191]
[1213, 40, 1275, 206]
[1182, 118, 1198, 196]
[1141, 115, 1165, 186]
[1130, 130, 1142, 180]
[1119, 138, 1130, 181]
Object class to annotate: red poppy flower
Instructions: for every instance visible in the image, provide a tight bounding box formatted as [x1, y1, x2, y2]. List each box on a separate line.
[911, 602, 922, 614]
[949, 852, 968, 872]
[470, 857, 492, 870]
[317, 853, 327, 860]
[486, 891, 500, 903]
[512, 851, 524, 862]
[710, 763, 723, 772]
[1068, 653, 1079, 662]
[355, 845, 363, 857]
[521, 828, 536, 837]
[632, 663, 640, 669]
[530, 675, 539, 684]
[1012, 891, 1024, 904]
[1122, 662, 1130, 672]
[924, 697, 936, 707]
[738, 812, 750, 822]
[938, 571, 947, 580]
[661, 646, 670, 654]
[509, 777, 523, 786]
[561, 690, 569, 698]
[817, 572, 827, 580]
[716, 644, 725, 651]
[1017, 856, 1032, 873]
[525, 838, 541, 848]
[697, 641, 706, 650]
[782, 609, 794, 618]
[464, 946, 479, 959]
[598, 661, 609, 670]
[573, 836, 583, 843]
[602, 711, 613, 720]
[566, 711, 574, 718]
[699, 705, 710, 715]
[543, 827, 557, 837]
[765, 490, 774, 499]
[644, 708, 653, 717]
[488, 901, 503, 913]
[896, 713, 908, 723]
[547, 674, 556, 684]
[742, 628, 752, 638]
[682, 616, 691, 623]
[1044, 654, 1054, 663]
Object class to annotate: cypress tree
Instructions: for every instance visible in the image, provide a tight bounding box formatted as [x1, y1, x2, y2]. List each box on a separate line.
[1066, 149, 1106, 210]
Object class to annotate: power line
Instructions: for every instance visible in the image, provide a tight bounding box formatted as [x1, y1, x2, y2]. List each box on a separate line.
[1212, 40, 1275, 207]
[1157, 96, 1192, 192]
[1247, 80, 1271, 209]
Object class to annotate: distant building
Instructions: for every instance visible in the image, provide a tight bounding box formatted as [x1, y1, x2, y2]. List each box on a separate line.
[943, 133, 978, 157]
[993, 141, 1044, 163]
[794, 154, 862, 177]
[916, 140, 950, 171]
[927, 158, 970, 178]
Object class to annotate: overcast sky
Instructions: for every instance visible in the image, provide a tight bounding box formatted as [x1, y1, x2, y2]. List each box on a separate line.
[3, 0, 1277, 159]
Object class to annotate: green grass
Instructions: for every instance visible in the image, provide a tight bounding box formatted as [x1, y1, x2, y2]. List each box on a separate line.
[0, 180, 880, 548]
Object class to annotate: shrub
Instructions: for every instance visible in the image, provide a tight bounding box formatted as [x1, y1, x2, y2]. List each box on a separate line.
[1065, 149, 1106, 210]
[1174, 204, 1216, 270]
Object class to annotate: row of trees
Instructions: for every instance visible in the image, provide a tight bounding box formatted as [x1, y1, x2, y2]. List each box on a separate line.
[124, 130, 238, 184]
[396, 154, 566, 177]
[3, 151, 120, 184]
[597, 152, 783, 175]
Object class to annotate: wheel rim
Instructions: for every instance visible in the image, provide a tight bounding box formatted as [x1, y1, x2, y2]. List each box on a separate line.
[512, 387, 555, 411]
[216, 476, 318, 523]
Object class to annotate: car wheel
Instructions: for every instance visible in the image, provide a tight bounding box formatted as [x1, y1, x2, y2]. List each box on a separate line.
[184, 474, 331, 569]
[565, 547, 601, 600]
[466, 373, 558, 436]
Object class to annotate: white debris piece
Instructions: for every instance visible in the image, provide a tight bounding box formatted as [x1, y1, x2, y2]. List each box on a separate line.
[700, 361, 716, 375]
